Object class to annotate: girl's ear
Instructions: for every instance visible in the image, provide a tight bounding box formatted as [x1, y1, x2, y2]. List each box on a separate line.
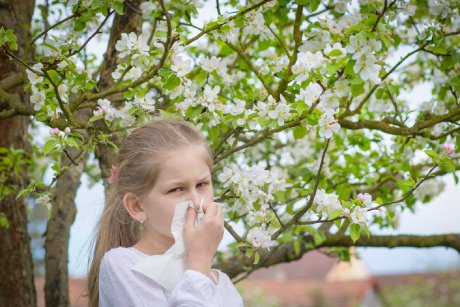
[123, 192, 145, 222]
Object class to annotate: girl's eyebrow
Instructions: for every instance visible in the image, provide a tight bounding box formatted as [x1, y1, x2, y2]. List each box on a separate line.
[163, 174, 211, 186]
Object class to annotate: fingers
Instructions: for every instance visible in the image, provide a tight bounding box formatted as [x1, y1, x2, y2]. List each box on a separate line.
[184, 205, 197, 228]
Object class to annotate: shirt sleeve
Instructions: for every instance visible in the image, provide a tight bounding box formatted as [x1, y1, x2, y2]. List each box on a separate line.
[99, 254, 144, 307]
[168, 270, 218, 307]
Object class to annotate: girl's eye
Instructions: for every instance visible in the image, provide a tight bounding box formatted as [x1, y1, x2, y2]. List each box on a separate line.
[197, 182, 209, 188]
[168, 187, 181, 193]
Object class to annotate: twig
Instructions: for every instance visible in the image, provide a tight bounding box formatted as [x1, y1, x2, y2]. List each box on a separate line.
[271, 138, 331, 239]
[32, 13, 82, 44]
[225, 42, 276, 97]
[340, 43, 429, 118]
[295, 163, 440, 226]
[233, 244, 282, 284]
[185, 0, 273, 45]
[67, 11, 114, 58]
[216, 0, 222, 16]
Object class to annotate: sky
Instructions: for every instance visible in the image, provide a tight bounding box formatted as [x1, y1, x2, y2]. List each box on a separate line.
[28, 0, 460, 277]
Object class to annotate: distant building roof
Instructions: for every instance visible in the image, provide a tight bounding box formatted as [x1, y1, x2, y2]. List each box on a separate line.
[247, 250, 339, 281]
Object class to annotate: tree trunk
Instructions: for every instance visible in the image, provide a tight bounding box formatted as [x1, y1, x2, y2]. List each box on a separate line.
[94, 0, 143, 195]
[0, 0, 36, 306]
[43, 1, 142, 305]
[44, 147, 87, 307]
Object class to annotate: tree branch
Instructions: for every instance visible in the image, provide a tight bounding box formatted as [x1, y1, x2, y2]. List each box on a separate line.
[275, 4, 303, 99]
[225, 42, 276, 97]
[0, 73, 24, 91]
[340, 43, 428, 118]
[185, 0, 273, 46]
[339, 105, 460, 136]
[271, 138, 330, 239]
[217, 233, 460, 279]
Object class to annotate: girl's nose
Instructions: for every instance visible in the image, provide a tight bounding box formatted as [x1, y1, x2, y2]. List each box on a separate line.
[189, 191, 207, 212]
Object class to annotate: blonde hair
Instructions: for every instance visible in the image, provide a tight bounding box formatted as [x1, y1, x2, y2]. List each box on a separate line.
[86, 118, 213, 307]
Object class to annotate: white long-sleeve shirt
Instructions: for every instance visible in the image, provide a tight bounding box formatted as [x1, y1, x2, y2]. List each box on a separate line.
[99, 246, 244, 307]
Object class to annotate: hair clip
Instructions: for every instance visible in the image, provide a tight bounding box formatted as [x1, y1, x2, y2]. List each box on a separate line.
[108, 165, 119, 184]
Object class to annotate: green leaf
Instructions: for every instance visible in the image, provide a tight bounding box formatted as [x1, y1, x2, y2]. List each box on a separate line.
[293, 125, 307, 139]
[313, 231, 326, 245]
[326, 63, 341, 74]
[306, 108, 322, 125]
[439, 156, 455, 173]
[0, 27, 18, 50]
[245, 248, 253, 258]
[73, 20, 86, 32]
[350, 77, 364, 84]
[327, 49, 343, 57]
[65, 137, 79, 148]
[0, 213, 10, 228]
[350, 223, 361, 243]
[328, 209, 343, 220]
[113, 0, 124, 15]
[334, 219, 342, 229]
[351, 83, 365, 97]
[44, 139, 59, 155]
[294, 240, 301, 256]
[159, 67, 172, 77]
[236, 242, 252, 248]
[164, 74, 181, 90]
[16, 188, 31, 200]
[253, 251, 260, 265]
[274, 190, 285, 203]
[308, 0, 321, 11]
[402, 178, 415, 188]
[424, 149, 439, 163]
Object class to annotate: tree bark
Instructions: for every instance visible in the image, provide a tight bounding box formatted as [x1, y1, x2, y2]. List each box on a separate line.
[94, 0, 143, 196]
[0, 0, 36, 306]
[43, 1, 143, 305]
[217, 233, 460, 280]
[44, 146, 87, 307]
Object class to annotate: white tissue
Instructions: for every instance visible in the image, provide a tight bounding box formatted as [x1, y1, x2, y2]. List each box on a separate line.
[131, 199, 203, 292]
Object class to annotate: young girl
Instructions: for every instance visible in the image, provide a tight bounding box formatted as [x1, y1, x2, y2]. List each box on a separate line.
[86, 118, 244, 306]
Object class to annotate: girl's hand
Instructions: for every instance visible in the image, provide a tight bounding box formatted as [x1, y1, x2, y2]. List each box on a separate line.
[183, 201, 224, 277]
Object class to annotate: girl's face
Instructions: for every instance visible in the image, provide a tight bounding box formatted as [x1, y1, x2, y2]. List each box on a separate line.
[140, 146, 213, 240]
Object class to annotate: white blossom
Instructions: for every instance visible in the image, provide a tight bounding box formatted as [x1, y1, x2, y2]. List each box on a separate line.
[350, 206, 367, 224]
[324, 42, 346, 59]
[257, 95, 291, 126]
[314, 189, 342, 216]
[318, 108, 341, 139]
[319, 90, 340, 110]
[171, 53, 192, 77]
[58, 83, 69, 102]
[218, 164, 289, 214]
[203, 84, 220, 104]
[118, 102, 136, 127]
[115, 32, 137, 58]
[243, 8, 273, 41]
[247, 226, 273, 249]
[94, 99, 116, 121]
[133, 91, 156, 111]
[27, 63, 44, 85]
[295, 82, 323, 107]
[292, 51, 326, 82]
[267, 95, 291, 126]
[357, 193, 374, 207]
[30, 88, 46, 111]
[36, 194, 52, 208]
[199, 55, 227, 75]
[140, 1, 158, 19]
